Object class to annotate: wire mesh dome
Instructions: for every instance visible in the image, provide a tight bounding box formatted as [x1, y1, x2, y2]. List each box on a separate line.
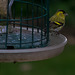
[0, 0, 49, 49]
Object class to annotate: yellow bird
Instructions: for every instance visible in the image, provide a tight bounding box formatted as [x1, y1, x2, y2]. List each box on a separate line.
[49, 9, 68, 33]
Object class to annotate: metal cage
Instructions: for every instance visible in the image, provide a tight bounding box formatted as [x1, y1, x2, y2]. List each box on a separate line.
[0, 0, 49, 49]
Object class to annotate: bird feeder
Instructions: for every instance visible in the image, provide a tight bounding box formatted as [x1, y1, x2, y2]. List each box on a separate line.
[0, 0, 67, 62]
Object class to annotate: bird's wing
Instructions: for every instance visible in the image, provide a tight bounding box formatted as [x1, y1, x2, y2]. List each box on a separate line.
[50, 21, 64, 28]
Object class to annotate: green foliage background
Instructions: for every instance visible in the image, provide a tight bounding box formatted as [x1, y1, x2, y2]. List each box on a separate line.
[49, 0, 75, 27]
[0, 45, 75, 75]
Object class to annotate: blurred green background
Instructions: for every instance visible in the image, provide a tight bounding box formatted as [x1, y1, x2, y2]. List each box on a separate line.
[0, 0, 75, 75]
[49, 0, 75, 27]
[0, 44, 75, 75]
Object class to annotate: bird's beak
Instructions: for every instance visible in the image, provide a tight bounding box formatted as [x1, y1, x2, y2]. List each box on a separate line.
[65, 13, 68, 16]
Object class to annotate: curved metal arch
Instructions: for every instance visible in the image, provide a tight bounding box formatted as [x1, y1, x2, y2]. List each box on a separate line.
[9, 0, 14, 18]
[8, 0, 47, 19]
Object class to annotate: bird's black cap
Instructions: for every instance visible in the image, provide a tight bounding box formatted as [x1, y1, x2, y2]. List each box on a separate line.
[58, 9, 66, 14]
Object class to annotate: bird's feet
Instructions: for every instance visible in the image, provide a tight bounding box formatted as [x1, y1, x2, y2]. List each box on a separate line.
[50, 31, 60, 36]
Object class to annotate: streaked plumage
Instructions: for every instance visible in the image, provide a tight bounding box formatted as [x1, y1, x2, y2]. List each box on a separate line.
[49, 10, 68, 32]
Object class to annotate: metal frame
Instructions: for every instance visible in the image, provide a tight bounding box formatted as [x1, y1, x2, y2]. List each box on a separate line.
[0, 0, 49, 49]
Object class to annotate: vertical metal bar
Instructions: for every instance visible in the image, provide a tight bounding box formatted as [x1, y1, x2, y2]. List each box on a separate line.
[13, 0, 15, 28]
[41, 0, 43, 46]
[26, 3, 29, 30]
[37, 6, 39, 33]
[44, 0, 46, 28]
[44, 9, 46, 36]
[44, 11, 46, 28]
[46, 0, 49, 43]
[44, 0, 46, 7]
[5, 0, 9, 48]
[20, 3, 23, 48]
[32, 0, 34, 47]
